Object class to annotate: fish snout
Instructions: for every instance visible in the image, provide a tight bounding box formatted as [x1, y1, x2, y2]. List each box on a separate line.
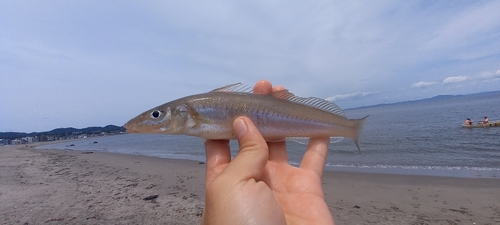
[123, 121, 139, 133]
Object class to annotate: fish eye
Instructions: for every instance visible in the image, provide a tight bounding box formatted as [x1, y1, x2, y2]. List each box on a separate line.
[150, 110, 162, 119]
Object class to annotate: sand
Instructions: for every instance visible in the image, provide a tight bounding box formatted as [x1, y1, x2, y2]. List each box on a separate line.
[1, 144, 499, 225]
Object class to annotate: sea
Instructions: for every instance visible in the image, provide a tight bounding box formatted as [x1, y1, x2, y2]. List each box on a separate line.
[37, 94, 500, 179]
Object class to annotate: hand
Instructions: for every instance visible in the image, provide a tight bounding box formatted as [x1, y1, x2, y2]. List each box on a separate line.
[202, 116, 286, 224]
[202, 80, 334, 225]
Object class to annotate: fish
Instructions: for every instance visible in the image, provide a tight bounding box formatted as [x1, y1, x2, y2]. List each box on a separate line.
[124, 83, 369, 152]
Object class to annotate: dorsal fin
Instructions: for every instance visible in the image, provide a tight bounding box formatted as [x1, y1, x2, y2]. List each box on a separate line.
[210, 83, 253, 93]
[270, 90, 346, 117]
[210, 83, 346, 117]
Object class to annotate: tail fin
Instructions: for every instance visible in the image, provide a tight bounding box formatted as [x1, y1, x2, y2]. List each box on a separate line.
[353, 115, 369, 154]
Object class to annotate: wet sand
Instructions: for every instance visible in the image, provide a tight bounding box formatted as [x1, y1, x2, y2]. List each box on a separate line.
[1, 144, 499, 225]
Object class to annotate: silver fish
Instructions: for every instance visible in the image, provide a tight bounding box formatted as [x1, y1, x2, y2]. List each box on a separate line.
[124, 83, 368, 152]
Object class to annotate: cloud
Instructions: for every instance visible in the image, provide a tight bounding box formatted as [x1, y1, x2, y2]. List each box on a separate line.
[411, 81, 438, 88]
[423, 68, 500, 88]
[476, 69, 500, 81]
[442, 76, 468, 84]
[326, 92, 379, 102]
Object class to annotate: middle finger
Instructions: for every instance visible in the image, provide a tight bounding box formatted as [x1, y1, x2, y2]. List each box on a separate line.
[267, 141, 288, 163]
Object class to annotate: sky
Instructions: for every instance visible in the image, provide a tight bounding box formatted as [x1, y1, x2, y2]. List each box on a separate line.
[1, 1, 500, 132]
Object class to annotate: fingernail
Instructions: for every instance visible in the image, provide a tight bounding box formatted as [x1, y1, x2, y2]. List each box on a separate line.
[233, 118, 248, 138]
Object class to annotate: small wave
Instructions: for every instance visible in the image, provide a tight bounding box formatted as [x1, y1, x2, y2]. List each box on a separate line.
[325, 163, 500, 171]
[288, 161, 500, 171]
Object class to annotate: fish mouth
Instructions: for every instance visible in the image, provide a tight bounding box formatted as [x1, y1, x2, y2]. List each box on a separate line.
[123, 121, 139, 133]
[125, 129, 139, 134]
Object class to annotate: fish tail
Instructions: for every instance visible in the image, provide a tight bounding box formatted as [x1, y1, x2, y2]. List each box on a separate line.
[353, 115, 369, 154]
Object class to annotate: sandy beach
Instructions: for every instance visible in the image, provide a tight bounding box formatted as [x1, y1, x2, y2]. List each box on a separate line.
[1, 144, 499, 225]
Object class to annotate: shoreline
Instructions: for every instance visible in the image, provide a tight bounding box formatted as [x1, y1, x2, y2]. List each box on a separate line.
[1, 144, 500, 224]
[33, 141, 500, 181]
[35, 139, 500, 179]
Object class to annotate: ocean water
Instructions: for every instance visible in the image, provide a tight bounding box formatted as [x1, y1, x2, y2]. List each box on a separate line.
[38, 94, 500, 178]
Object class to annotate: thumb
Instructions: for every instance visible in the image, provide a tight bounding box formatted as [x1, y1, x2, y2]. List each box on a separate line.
[222, 117, 269, 182]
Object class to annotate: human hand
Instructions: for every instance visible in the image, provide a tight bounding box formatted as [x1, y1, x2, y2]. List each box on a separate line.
[202, 80, 334, 225]
[255, 80, 335, 225]
[202, 116, 286, 224]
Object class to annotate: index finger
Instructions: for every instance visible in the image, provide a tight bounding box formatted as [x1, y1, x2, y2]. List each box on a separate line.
[204, 139, 231, 184]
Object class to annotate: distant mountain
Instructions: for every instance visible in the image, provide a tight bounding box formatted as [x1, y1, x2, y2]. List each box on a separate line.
[0, 125, 125, 139]
[350, 90, 500, 110]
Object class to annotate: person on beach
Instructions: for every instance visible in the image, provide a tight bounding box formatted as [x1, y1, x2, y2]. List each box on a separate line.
[465, 118, 472, 126]
[482, 116, 489, 124]
[202, 80, 335, 225]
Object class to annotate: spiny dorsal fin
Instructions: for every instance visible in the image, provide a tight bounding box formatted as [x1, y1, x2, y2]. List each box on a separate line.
[210, 83, 253, 93]
[211, 83, 346, 118]
[270, 90, 346, 118]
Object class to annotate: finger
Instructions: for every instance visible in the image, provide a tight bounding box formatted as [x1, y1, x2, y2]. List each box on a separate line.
[253, 80, 272, 95]
[204, 139, 231, 184]
[299, 137, 330, 178]
[272, 85, 291, 100]
[221, 117, 269, 182]
[255, 82, 288, 163]
[267, 141, 288, 163]
[268, 84, 288, 162]
[272, 85, 286, 92]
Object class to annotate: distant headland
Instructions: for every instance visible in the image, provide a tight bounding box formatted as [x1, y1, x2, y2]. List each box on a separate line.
[0, 125, 125, 145]
[348, 90, 500, 110]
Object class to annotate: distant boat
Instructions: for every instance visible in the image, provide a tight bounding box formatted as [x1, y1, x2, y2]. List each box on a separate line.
[462, 121, 500, 128]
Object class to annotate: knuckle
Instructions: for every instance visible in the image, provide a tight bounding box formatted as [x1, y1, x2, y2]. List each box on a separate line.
[239, 139, 264, 153]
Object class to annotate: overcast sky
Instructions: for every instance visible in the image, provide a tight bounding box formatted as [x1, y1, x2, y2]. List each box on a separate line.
[1, 1, 500, 132]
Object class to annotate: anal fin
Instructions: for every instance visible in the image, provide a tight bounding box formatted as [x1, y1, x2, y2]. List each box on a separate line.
[330, 137, 344, 143]
[286, 137, 308, 145]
